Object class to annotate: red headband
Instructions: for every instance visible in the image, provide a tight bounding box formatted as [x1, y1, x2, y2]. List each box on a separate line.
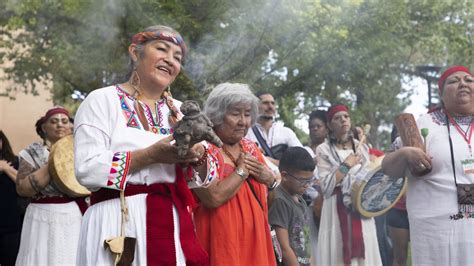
[43, 106, 70, 123]
[438, 66, 472, 94]
[327, 104, 349, 121]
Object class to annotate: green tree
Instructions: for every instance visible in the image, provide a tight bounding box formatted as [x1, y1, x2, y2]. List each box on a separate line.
[1, 0, 473, 148]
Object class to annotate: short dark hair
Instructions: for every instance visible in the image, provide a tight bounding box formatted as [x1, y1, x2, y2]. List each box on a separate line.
[279, 147, 315, 173]
[308, 110, 327, 124]
[255, 91, 273, 99]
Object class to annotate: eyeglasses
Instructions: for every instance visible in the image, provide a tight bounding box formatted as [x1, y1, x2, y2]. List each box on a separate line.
[286, 172, 316, 186]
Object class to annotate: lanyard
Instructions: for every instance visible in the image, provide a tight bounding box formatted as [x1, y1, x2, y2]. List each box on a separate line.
[446, 113, 459, 185]
[445, 109, 474, 156]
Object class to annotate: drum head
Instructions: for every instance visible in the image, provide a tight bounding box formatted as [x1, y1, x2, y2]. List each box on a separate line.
[352, 157, 407, 218]
[49, 135, 90, 197]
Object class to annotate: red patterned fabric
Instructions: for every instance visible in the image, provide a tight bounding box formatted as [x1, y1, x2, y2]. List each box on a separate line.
[131, 31, 187, 59]
[106, 151, 131, 190]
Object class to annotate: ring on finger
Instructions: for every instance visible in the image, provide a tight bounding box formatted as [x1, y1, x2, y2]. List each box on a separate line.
[418, 162, 425, 169]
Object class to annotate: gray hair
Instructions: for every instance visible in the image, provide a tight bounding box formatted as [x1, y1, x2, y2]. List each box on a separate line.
[125, 25, 184, 80]
[204, 83, 259, 127]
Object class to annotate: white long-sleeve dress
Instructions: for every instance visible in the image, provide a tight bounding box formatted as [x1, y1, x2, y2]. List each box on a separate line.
[315, 139, 381, 266]
[392, 110, 474, 265]
[74, 85, 216, 265]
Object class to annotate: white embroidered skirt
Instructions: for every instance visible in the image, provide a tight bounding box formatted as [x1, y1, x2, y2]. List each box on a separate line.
[16, 202, 82, 266]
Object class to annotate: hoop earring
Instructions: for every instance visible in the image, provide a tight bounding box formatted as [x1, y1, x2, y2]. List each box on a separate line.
[129, 68, 141, 97]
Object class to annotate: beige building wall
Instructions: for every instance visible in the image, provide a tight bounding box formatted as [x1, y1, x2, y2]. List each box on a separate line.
[0, 89, 52, 154]
[1, 60, 53, 154]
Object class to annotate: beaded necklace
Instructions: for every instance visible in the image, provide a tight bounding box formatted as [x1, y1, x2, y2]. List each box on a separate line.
[221, 143, 244, 166]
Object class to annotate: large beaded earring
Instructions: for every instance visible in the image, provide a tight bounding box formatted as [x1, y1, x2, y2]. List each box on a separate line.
[129, 65, 141, 98]
[161, 86, 172, 98]
[162, 86, 181, 126]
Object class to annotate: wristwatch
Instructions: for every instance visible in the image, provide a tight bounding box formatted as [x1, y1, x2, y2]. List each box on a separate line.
[268, 179, 279, 191]
[235, 168, 246, 180]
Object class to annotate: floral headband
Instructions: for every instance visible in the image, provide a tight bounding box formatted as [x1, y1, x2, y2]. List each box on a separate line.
[131, 31, 187, 59]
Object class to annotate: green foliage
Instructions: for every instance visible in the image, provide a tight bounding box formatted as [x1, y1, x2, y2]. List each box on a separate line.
[1, 0, 473, 147]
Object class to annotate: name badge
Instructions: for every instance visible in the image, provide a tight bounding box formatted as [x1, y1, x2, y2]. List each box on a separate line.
[461, 159, 474, 174]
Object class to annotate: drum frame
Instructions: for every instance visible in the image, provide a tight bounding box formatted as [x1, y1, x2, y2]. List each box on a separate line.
[351, 156, 407, 218]
[49, 135, 91, 197]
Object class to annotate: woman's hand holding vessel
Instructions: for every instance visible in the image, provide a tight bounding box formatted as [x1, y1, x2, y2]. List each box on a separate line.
[146, 135, 201, 165]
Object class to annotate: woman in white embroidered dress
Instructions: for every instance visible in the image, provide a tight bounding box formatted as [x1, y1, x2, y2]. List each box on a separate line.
[15, 106, 83, 266]
[382, 65, 474, 265]
[315, 104, 381, 266]
[74, 25, 215, 265]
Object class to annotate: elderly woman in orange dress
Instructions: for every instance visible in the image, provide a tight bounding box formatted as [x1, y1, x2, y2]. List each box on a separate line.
[193, 83, 278, 266]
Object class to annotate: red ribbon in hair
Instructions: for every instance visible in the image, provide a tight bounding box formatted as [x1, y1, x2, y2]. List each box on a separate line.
[438, 66, 472, 95]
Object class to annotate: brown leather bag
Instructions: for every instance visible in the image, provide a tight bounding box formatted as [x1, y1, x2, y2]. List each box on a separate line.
[104, 236, 136, 266]
[457, 184, 474, 205]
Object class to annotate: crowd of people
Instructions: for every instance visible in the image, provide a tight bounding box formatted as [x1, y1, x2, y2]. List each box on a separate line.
[0, 24, 473, 266]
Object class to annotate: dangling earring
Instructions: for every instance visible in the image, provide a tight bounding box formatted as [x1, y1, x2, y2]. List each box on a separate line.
[162, 86, 181, 126]
[129, 67, 141, 98]
[161, 86, 172, 99]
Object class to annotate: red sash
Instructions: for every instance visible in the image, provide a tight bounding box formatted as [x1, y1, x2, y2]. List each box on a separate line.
[91, 165, 209, 266]
[333, 187, 365, 265]
[32, 196, 88, 215]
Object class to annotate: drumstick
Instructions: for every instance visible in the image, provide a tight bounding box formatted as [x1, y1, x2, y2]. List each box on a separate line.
[356, 124, 371, 152]
[420, 128, 429, 152]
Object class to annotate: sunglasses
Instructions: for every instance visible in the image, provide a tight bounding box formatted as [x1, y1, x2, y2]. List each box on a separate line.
[286, 172, 315, 186]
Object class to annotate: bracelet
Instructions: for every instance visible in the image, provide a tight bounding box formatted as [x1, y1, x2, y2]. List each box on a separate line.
[191, 146, 208, 167]
[338, 162, 351, 175]
[268, 178, 278, 191]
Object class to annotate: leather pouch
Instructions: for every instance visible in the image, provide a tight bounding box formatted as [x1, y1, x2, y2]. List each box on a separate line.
[457, 184, 474, 205]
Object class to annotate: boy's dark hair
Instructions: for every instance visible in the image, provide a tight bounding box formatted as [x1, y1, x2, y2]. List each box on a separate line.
[308, 110, 327, 124]
[279, 147, 315, 173]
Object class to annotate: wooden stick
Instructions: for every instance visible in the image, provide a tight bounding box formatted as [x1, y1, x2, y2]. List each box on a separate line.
[356, 124, 371, 151]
